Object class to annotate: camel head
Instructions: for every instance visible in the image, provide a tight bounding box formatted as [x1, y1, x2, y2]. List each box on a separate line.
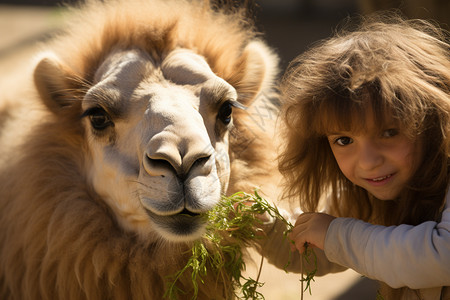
[33, 43, 275, 243]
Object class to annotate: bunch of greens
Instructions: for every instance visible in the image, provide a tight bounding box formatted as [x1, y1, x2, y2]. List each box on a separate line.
[164, 190, 316, 300]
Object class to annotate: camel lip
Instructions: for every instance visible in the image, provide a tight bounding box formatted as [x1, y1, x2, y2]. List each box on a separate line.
[145, 208, 204, 220]
[144, 207, 207, 227]
[138, 195, 209, 217]
[144, 208, 207, 240]
[178, 208, 200, 217]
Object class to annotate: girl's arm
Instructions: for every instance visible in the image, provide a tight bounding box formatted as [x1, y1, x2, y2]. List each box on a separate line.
[324, 197, 450, 289]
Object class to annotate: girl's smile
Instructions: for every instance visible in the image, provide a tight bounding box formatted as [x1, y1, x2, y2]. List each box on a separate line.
[365, 173, 394, 185]
[327, 114, 423, 201]
[363, 173, 401, 193]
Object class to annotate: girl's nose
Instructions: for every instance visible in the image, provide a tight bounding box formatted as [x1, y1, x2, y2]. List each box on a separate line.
[357, 140, 383, 171]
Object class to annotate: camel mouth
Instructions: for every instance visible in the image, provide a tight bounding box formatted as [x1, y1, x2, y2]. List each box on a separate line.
[145, 208, 207, 241]
[178, 208, 200, 217]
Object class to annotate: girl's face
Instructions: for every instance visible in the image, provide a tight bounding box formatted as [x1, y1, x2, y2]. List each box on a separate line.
[326, 113, 423, 201]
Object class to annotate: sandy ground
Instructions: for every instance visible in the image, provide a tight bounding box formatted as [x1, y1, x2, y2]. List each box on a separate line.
[243, 248, 378, 300]
[0, 3, 379, 299]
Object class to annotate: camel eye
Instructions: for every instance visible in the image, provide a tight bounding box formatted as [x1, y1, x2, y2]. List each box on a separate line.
[218, 101, 232, 125]
[82, 107, 113, 130]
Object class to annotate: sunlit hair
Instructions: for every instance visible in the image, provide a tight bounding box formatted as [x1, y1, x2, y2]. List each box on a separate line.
[279, 13, 450, 226]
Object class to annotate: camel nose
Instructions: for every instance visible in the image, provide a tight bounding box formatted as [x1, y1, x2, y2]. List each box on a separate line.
[143, 130, 214, 178]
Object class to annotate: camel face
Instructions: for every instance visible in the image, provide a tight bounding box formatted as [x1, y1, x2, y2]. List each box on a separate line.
[0, 0, 281, 297]
[82, 49, 237, 241]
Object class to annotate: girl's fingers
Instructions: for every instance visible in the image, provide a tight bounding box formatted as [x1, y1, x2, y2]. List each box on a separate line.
[289, 214, 311, 250]
[294, 241, 306, 254]
[289, 212, 334, 253]
[289, 228, 307, 253]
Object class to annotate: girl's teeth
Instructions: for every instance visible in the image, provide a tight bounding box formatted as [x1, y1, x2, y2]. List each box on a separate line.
[372, 174, 391, 181]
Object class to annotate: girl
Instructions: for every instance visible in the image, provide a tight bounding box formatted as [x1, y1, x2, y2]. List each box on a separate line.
[259, 14, 450, 300]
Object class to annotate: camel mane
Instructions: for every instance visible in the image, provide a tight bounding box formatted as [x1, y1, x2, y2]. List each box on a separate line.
[52, 0, 258, 94]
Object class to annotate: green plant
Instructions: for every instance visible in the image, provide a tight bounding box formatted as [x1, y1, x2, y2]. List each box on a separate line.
[300, 243, 317, 299]
[164, 190, 316, 299]
[375, 291, 385, 300]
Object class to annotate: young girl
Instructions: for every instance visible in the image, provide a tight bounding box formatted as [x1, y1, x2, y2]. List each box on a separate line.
[258, 14, 450, 300]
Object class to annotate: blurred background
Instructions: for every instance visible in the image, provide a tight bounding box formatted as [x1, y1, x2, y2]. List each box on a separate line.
[0, 0, 448, 299]
[257, 0, 449, 69]
[0, 0, 449, 72]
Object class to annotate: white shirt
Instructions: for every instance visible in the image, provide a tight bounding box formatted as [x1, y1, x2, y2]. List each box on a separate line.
[325, 191, 450, 289]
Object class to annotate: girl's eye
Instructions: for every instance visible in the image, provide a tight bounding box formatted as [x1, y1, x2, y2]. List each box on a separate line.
[382, 128, 399, 138]
[334, 136, 353, 146]
[82, 107, 113, 130]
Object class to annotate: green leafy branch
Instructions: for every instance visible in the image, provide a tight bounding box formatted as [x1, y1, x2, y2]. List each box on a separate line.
[300, 243, 317, 299]
[164, 190, 317, 299]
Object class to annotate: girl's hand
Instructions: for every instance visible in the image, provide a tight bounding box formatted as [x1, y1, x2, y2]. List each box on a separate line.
[288, 212, 336, 254]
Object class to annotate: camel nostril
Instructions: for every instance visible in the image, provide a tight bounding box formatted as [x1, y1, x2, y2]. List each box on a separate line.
[150, 157, 173, 170]
[144, 155, 179, 177]
[192, 155, 211, 168]
[144, 145, 213, 178]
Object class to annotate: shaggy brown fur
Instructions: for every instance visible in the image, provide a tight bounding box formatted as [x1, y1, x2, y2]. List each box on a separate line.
[0, 0, 280, 299]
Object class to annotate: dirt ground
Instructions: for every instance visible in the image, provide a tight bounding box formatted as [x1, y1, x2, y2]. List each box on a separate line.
[0, 3, 380, 299]
[243, 248, 379, 300]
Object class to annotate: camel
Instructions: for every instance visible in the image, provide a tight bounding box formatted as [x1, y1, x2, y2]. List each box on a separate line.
[0, 0, 281, 299]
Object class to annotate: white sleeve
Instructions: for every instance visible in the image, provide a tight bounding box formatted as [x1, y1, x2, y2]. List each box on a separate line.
[324, 196, 450, 289]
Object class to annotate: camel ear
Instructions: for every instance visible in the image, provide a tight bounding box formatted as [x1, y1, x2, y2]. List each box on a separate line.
[239, 40, 279, 105]
[34, 55, 80, 114]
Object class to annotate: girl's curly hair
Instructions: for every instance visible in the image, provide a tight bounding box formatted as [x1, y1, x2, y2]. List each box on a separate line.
[279, 13, 450, 225]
